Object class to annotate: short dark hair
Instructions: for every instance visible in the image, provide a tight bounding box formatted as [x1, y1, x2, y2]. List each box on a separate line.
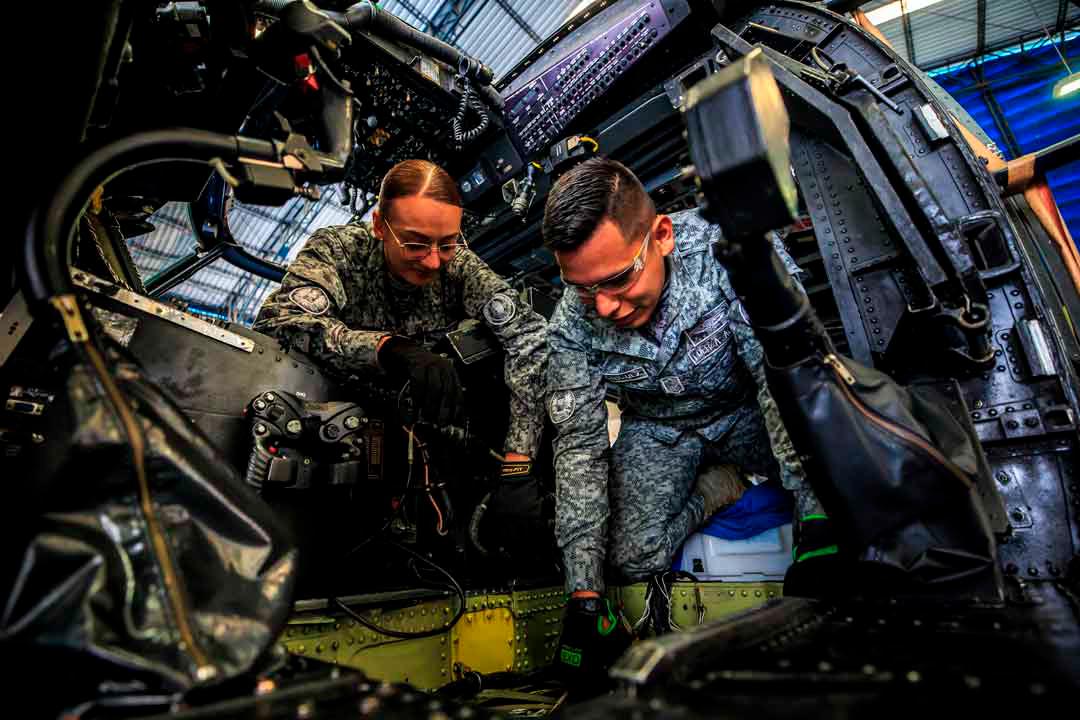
[542, 157, 655, 251]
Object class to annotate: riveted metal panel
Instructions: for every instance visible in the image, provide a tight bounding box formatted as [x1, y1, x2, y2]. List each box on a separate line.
[611, 581, 784, 632]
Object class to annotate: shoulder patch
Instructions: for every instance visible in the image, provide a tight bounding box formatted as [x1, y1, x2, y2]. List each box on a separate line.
[289, 286, 331, 316]
[603, 367, 648, 384]
[659, 376, 686, 395]
[687, 331, 729, 366]
[483, 291, 517, 327]
[549, 390, 576, 424]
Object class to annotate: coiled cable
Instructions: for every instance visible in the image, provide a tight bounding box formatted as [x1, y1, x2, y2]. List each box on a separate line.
[452, 78, 490, 148]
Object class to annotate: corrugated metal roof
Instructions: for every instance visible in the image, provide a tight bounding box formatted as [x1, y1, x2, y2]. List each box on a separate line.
[381, 0, 443, 28]
[934, 33, 1079, 239]
[454, 0, 580, 77]
[380, 0, 581, 77]
[866, 0, 1079, 70]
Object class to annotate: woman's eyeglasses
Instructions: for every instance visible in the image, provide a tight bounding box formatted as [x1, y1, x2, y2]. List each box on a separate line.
[383, 218, 467, 260]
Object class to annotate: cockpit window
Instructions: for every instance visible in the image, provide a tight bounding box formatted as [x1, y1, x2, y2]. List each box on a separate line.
[129, 191, 354, 325]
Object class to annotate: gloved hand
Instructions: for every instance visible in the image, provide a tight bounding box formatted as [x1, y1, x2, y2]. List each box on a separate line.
[377, 336, 466, 426]
[556, 593, 631, 686]
[483, 458, 548, 556]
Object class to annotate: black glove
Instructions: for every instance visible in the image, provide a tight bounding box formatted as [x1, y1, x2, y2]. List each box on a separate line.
[378, 336, 466, 426]
[484, 460, 548, 556]
[556, 595, 631, 686]
[783, 514, 851, 598]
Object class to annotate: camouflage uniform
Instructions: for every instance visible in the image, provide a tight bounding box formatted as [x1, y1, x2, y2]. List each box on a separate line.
[254, 222, 548, 457]
[547, 209, 817, 592]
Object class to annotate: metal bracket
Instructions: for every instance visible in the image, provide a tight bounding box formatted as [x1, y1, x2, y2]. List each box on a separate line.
[72, 271, 255, 353]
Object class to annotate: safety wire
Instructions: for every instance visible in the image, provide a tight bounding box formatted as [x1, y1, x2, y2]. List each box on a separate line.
[633, 582, 653, 632]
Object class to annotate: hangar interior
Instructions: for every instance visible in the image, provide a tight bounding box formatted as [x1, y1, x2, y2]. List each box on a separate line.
[2, 1, 1080, 718]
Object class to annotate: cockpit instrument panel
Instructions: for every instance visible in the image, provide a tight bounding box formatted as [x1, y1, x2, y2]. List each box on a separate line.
[502, 0, 688, 157]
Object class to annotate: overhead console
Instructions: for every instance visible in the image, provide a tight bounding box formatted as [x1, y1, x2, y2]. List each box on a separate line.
[500, 0, 690, 157]
[339, 29, 524, 210]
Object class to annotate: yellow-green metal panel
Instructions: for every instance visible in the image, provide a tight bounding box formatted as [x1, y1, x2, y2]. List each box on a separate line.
[610, 581, 784, 632]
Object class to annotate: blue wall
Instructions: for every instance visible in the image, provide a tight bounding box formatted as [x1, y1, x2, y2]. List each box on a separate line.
[932, 34, 1079, 242]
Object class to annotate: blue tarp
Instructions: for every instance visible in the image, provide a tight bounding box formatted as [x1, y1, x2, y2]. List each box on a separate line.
[933, 35, 1080, 244]
[697, 483, 794, 541]
[671, 483, 793, 572]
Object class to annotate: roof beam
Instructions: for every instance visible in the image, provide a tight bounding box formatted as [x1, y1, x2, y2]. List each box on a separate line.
[1057, 0, 1070, 43]
[426, 0, 482, 40]
[976, 0, 987, 58]
[926, 19, 1079, 72]
[445, 0, 490, 45]
[900, 0, 917, 66]
[944, 62, 1080, 97]
[492, 0, 542, 43]
[392, 0, 435, 29]
[972, 63, 1022, 159]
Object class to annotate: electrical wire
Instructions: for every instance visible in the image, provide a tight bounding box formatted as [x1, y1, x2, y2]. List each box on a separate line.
[452, 78, 490, 147]
[404, 423, 451, 535]
[332, 538, 466, 639]
[578, 135, 599, 151]
[427, 462, 447, 536]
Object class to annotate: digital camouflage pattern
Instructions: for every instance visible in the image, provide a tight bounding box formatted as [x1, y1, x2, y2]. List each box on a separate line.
[254, 222, 548, 457]
[547, 209, 820, 592]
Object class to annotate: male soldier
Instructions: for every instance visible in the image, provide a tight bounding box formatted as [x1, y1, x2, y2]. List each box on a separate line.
[544, 157, 822, 676]
[254, 159, 547, 492]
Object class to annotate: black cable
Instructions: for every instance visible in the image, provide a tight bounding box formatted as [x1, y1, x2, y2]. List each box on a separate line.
[332, 538, 466, 639]
[452, 79, 491, 148]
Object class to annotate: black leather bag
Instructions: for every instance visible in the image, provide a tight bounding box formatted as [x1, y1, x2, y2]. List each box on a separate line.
[2, 353, 298, 704]
[766, 350, 998, 591]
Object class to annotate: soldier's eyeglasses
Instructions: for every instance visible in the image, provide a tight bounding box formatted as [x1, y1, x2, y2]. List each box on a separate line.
[561, 229, 651, 298]
[383, 218, 467, 260]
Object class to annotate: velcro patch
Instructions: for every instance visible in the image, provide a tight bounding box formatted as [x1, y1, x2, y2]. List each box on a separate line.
[687, 329, 729, 366]
[603, 367, 648, 384]
[549, 390, 576, 424]
[483, 292, 517, 327]
[289, 286, 331, 316]
[659, 376, 686, 395]
[686, 303, 730, 346]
